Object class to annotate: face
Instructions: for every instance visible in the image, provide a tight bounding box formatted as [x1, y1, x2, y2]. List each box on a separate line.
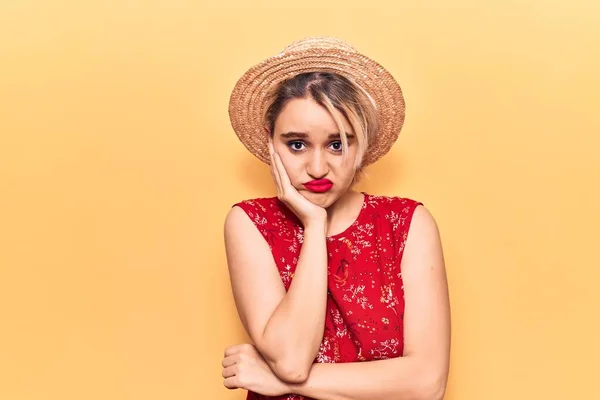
[268, 97, 358, 208]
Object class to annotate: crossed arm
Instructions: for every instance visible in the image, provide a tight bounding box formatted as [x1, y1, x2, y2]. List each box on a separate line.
[224, 204, 329, 382]
[224, 204, 451, 399]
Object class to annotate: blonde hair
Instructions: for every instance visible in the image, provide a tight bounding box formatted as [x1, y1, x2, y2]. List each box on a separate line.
[264, 72, 379, 185]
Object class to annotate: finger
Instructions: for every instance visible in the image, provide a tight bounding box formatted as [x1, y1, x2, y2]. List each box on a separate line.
[268, 142, 284, 196]
[224, 345, 240, 357]
[223, 376, 239, 390]
[272, 150, 293, 191]
[269, 156, 282, 197]
[221, 354, 238, 368]
[222, 365, 237, 379]
[267, 139, 274, 162]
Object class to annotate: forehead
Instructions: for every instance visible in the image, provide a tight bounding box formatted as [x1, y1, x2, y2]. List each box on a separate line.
[274, 97, 352, 136]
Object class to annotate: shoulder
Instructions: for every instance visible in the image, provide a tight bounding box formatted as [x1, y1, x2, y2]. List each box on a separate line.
[233, 196, 279, 213]
[403, 204, 443, 260]
[364, 193, 424, 227]
[365, 193, 423, 211]
[224, 197, 277, 243]
[225, 196, 289, 233]
[369, 196, 444, 268]
[225, 196, 296, 251]
[408, 204, 439, 236]
[227, 196, 278, 221]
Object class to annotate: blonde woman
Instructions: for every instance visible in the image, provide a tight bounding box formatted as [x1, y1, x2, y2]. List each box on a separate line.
[222, 37, 451, 400]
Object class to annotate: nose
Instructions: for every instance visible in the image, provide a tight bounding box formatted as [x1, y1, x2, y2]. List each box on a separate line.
[306, 149, 330, 179]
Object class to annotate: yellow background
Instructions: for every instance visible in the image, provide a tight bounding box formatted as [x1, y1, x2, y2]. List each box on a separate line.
[1, 0, 599, 399]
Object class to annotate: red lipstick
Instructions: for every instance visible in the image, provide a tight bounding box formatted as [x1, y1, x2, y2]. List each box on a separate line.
[303, 179, 333, 193]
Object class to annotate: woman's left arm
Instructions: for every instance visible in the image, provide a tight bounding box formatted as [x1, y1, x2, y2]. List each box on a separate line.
[288, 205, 451, 400]
[223, 205, 451, 399]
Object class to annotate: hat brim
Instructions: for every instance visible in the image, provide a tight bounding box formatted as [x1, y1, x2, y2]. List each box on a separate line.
[228, 47, 405, 166]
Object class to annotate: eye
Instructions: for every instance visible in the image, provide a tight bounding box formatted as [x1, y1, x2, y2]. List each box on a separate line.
[330, 141, 343, 152]
[287, 141, 306, 151]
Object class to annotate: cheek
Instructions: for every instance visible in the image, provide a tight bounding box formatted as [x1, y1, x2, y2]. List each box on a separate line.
[332, 158, 357, 180]
[341, 170, 357, 186]
[278, 153, 301, 179]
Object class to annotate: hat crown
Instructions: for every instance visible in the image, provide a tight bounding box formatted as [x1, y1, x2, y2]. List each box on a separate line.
[282, 36, 357, 54]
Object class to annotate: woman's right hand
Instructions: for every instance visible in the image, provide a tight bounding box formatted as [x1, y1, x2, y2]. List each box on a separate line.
[268, 140, 328, 228]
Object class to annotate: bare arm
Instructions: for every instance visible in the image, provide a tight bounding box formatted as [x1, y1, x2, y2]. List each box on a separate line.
[224, 205, 328, 383]
[285, 205, 451, 399]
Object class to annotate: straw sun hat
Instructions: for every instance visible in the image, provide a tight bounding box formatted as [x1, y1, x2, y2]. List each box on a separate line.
[228, 36, 405, 166]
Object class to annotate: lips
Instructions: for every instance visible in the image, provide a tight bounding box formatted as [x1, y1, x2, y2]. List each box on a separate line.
[303, 179, 333, 193]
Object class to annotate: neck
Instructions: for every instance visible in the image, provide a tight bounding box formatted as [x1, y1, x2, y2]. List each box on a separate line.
[325, 189, 363, 235]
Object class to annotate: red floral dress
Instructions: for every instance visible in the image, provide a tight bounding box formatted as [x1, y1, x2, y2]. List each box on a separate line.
[233, 192, 423, 400]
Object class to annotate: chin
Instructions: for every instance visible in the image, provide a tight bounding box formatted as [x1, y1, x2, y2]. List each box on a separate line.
[303, 191, 338, 208]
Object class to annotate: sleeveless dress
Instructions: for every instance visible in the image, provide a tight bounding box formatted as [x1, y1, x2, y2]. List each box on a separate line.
[233, 192, 423, 400]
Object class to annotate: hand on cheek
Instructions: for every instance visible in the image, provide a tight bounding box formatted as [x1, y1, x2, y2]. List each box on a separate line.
[267, 141, 327, 227]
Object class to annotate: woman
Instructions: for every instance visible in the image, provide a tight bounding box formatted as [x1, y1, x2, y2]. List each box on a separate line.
[222, 37, 451, 400]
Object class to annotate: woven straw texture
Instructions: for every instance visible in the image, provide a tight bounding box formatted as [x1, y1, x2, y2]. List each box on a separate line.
[228, 37, 405, 166]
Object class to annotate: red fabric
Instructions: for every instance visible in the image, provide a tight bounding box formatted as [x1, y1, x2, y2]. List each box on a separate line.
[233, 192, 423, 400]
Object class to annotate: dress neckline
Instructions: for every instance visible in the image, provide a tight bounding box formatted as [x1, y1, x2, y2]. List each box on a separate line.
[326, 192, 368, 239]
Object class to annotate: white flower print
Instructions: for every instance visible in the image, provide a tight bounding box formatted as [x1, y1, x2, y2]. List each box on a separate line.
[343, 284, 374, 310]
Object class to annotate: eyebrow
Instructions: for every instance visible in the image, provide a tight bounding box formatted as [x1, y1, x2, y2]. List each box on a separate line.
[280, 131, 355, 139]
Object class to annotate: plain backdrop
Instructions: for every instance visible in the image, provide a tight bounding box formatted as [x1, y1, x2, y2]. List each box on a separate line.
[1, 1, 599, 399]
